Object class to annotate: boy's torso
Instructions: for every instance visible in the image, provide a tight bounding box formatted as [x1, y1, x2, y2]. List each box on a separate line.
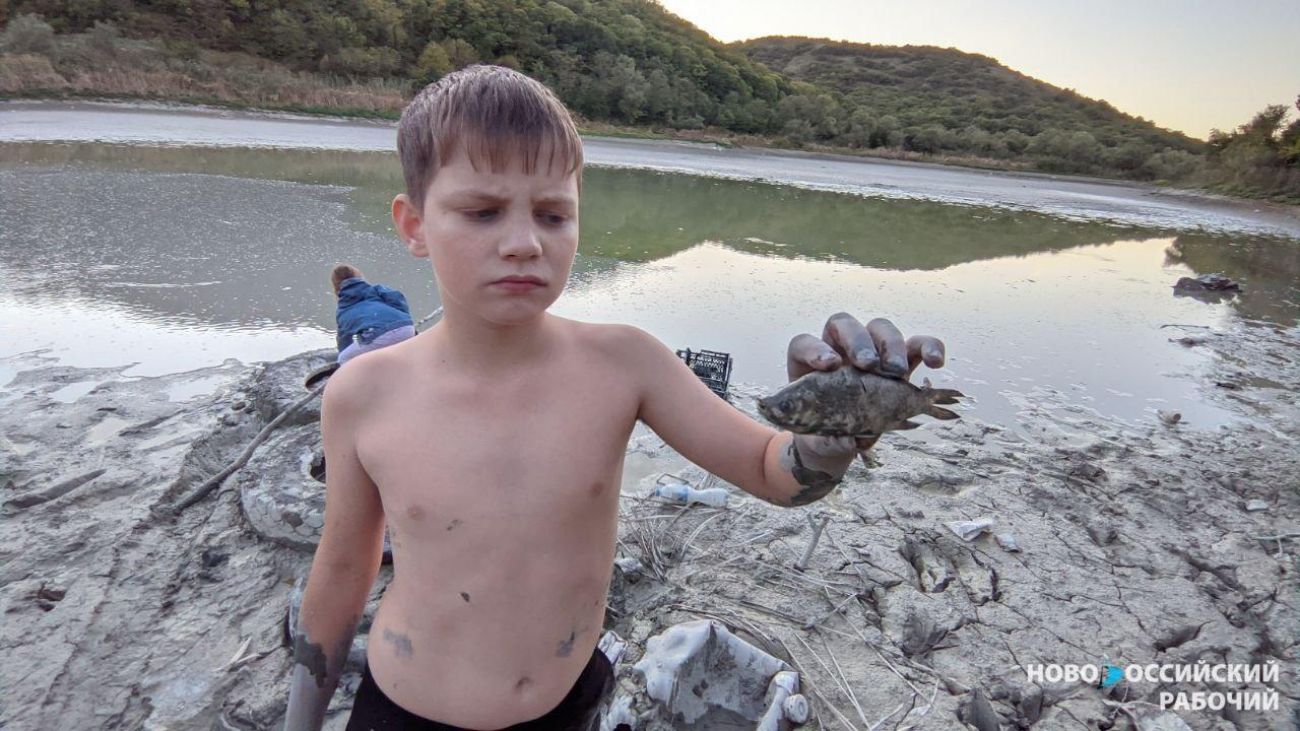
[349, 317, 638, 728]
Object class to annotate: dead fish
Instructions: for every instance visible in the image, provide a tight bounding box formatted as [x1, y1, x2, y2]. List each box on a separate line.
[757, 367, 963, 438]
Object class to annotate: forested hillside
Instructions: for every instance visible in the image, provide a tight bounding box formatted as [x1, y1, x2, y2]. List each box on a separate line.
[3, 0, 790, 132]
[1, 1, 1296, 198]
[735, 36, 1202, 174]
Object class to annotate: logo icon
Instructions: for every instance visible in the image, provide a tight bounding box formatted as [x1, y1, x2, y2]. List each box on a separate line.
[1099, 663, 1124, 689]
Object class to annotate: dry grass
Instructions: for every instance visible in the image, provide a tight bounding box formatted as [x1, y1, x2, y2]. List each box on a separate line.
[0, 32, 411, 118]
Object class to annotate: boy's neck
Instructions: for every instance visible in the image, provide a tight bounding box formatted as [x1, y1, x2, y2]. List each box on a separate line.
[430, 305, 558, 375]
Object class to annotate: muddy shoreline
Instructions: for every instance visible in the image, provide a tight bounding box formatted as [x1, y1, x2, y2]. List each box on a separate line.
[4, 100, 1299, 239]
[1, 312, 1296, 730]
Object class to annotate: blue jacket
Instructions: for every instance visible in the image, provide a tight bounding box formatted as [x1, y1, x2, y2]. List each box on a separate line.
[335, 277, 414, 352]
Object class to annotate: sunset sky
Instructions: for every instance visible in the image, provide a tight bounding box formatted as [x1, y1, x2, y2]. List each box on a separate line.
[656, 0, 1300, 140]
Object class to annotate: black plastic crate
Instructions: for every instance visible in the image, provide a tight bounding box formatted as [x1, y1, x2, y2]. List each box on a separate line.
[676, 348, 733, 399]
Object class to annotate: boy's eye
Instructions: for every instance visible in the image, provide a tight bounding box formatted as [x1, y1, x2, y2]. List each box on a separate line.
[538, 212, 568, 225]
[466, 209, 498, 221]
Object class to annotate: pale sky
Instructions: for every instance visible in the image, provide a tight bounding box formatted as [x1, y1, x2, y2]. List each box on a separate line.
[656, 0, 1300, 140]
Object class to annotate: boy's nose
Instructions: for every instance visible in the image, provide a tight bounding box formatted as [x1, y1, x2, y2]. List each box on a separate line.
[499, 217, 543, 259]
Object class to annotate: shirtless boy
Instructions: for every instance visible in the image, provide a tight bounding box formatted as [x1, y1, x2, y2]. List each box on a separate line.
[283, 64, 946, 731]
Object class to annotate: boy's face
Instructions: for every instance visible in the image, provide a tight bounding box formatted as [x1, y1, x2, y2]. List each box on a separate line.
[394, 143, 580, 326]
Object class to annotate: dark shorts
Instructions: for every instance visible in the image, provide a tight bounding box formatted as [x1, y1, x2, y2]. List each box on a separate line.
[345, 647, 614, 731]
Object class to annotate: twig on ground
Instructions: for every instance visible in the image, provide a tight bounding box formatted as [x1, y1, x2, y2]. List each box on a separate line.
[894, 678, 941, 731]
[803, 593, 861, 631]
[679, 511, 726, 561]
[168, 380, 327, 514]
[821, 635, 871, 727]
[415, 306, 444, 329]
[168, 307, 446, 515]
[797, 513, 832, 571]
[796, 635, 872, 729]
[865, 698, 910, 731]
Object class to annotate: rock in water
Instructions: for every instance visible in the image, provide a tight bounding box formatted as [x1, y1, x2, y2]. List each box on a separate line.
[757, 367, 963, 438]
[1174, 272, 1241, 292]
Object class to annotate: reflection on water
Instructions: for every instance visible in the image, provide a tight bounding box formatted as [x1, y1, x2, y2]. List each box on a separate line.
[2, 142, 1297, 429]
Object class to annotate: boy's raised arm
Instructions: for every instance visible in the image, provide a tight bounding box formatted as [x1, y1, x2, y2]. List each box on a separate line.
[283, 367, 386, 731]
[625, 313, 944, 507]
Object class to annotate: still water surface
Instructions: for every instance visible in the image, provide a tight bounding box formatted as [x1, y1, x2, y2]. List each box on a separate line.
[2, 116, 1297, 432]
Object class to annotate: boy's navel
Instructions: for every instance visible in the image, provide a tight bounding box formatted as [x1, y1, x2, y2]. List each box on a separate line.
[406, 504, 426, 520]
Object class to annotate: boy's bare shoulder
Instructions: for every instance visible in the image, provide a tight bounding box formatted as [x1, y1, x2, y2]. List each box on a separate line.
[563, 319, 659, 362]
[320, 339, 420, 416]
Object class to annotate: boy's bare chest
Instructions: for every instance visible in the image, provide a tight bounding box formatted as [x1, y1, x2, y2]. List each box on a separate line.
[355, 369, 639, 532]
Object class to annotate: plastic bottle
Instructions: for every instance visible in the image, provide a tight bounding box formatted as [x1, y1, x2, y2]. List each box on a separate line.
[651, 481, 729, 508]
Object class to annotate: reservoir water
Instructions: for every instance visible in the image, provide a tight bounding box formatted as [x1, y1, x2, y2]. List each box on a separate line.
[2, 102, 1297, 431]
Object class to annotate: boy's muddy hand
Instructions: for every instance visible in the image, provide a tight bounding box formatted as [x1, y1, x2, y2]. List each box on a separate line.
[787, 312, 946, 455]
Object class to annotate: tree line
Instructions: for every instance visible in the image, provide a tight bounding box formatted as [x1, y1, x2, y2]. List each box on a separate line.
[1, 1, 1296, 199]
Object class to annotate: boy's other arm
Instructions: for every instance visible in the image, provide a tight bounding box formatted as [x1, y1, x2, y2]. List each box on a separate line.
[622, 315, 944, 507]
[621, 326, 835, 507]
[283, 365, 386, 731]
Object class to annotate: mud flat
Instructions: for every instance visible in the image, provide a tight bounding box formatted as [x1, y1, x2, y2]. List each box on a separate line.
[1, 317, 1296, 730]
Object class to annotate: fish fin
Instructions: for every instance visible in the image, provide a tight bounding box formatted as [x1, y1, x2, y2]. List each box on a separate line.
[926, 405, 960, 420]
[895, 420, 922, 430]
[928, 388, 964, 406]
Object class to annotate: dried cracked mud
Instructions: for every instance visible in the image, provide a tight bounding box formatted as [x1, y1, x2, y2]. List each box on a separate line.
[1, 319, 1296, 730]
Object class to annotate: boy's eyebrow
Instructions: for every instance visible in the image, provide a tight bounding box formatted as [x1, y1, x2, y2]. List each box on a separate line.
[452, 189, 576, 207]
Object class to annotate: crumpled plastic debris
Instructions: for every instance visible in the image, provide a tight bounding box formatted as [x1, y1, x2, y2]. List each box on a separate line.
[633, 619, 805, 728]
[945, 516, 995, 541]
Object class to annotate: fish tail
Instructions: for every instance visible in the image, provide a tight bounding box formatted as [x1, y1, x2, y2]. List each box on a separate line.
[926, 387, 964, 406]
[925, 405, 960, 420]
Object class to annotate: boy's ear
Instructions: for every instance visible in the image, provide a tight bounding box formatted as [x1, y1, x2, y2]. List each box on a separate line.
[392, 193, 429, 258]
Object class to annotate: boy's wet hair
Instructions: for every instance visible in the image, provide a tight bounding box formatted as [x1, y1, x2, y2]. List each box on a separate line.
[397, 64, 584, 211]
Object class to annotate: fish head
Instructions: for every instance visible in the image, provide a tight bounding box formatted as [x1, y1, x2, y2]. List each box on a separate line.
[756, 385, 819, 433]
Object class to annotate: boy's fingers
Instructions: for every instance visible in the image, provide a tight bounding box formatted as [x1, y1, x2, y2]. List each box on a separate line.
[823, 313, 878, 371]
[788, 333, 841, 380]
[802, 434, 857, 457]
[867, 318, 908, 377]
[905, 335, 946, 376]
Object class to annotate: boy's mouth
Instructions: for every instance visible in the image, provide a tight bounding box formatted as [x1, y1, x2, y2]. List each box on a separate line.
[491, 275, 546, 292]
[493, 275, 546, 285]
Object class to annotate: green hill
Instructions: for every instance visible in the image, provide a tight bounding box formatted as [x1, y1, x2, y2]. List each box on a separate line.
[733, 36, 1202, 174]
[3, 0, 790, 131]
[3, 2, 1295, 196]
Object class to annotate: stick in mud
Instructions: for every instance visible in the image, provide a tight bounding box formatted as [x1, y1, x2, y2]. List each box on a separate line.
[796, 513, 831, 571]
[166, 381, 327, 514]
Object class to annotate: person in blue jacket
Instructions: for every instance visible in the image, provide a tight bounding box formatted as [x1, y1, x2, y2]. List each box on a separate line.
[331, 264, 416, 366]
